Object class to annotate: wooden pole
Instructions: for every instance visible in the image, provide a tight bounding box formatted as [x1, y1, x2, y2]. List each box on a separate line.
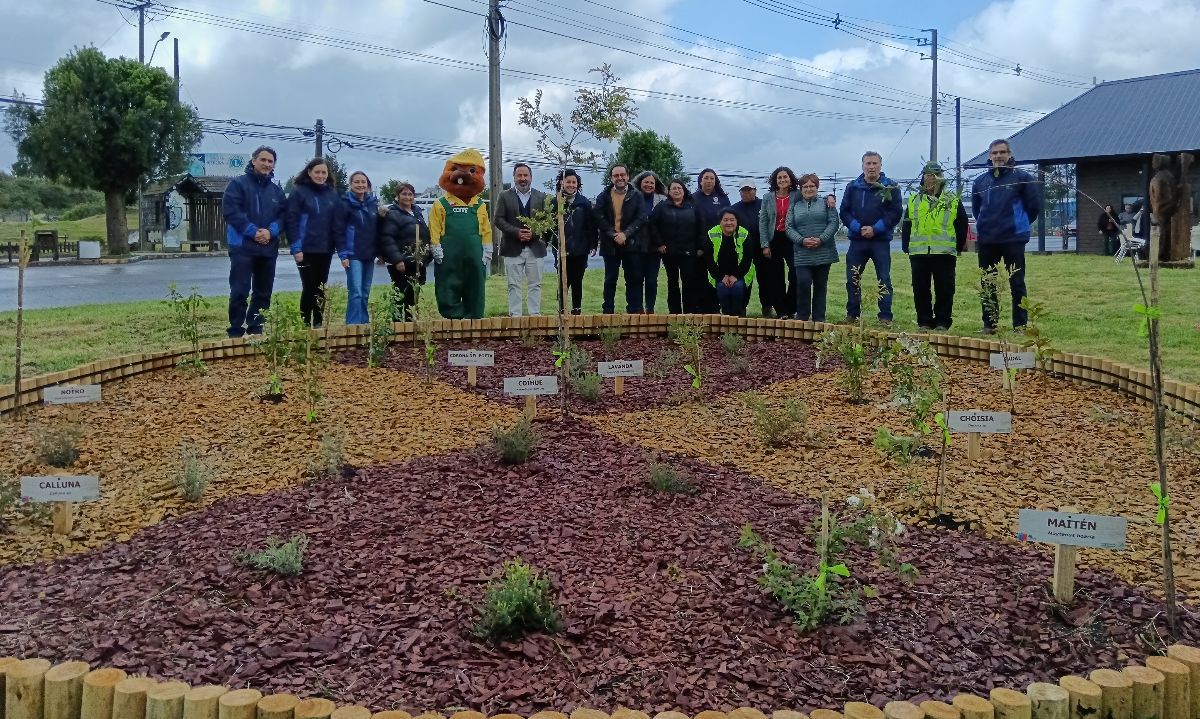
[920, 703, 961, 719]
[113, 677, 156, 719]
[992, 689, 1033, 719]
[182, 686, 227, 719]
[1027, 683, 1069, 719]
[524, 394, 536, 419]
[1166, 644, 1200, 719]
[1060, 676, 1104, 719]
[1052, 544, 1078, 604]
[331, 708, 372, 719]
[467, 365, 477, 387]
[293, 699, 336, 719]
[53, 501, 75, 535]
[884, 702, 924, 719]
[1122, 665, 1165, 719]
[967, 432, 981, 460]
[45, 661, 91, 719]
[146, 683, 190, 719]
[614, 375, 625, 396]
[0, 656, 19, 719]
[1144, 656, 1190, 719]
[256, 694, 299, 719]
[81, 668, 128, 719]
[14, 229, 28, 416]
[953, 695, 996, 719]
[1089, 669, 1134, 719]
[217, 690, 262, 719]
[7, 658, 52, 719]
[845, 703, 884, 719]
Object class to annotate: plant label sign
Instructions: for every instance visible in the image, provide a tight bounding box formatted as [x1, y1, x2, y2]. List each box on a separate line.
[947, 410, 1012, 434]
[989, 351, 1036, 370]
[503, 375, 559, 396]
[20, 475, 100, 503]
[1018, 509, 1127, 551]
[448, 350, 495, 367]
[597, 360, 644, 378]
[43, 384, 102, 405]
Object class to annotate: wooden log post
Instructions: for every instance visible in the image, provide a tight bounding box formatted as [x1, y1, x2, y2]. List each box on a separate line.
[885, 702, 925, 719]
[920, 702, 961, 719]
[182, 686, 227, 719]
[773, 712, 810, 719]
[954, 695, 996, 719]
[993, 688, 1033, 719]
[572, 709, 612, 719]
[1166, 644, 1200, 719]
[1027, 682, 1070, 719]
[1122, 666, 1165, 719]
[1060, 676, 1104, 719]
[652, 713, 690, 719]
[146, 683, 191, 719]
[1145, 656, 1191, 719]
[45, 661, 91, 719]
[217, 691, 262, 719]
[524, 394, 536, 419]
[293, 698, 336, 719]
[1090, 669, 1134, 719]
[467, 365, 477, 387]
[330, 707, 372, 719]
[52, 500, 75, 535]
[529, 713, 567, 719]
[81, 668, 128, 719]
[968, 432, 982, 460]
[113, 678, 156, 719]
[256, 694, 299, 719]
[371, 714, 412, 719]
[614, 375, 625, 395]
[0, 656, 19, 719]
[811, 712, 846, 719]
[7, 658, 52, 719]
[845, 703, 884, 719]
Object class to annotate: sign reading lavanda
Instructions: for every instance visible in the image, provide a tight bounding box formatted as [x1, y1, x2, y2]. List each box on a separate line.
[1018, 509, 1127, 551]
[43, 384, 102, 405]
[503, 375, 559, 396]
[21, 476, 101, 503]
[947, 410, 1012, 434]
[448, 350, 495, 367]
[597, 360, 644, 378]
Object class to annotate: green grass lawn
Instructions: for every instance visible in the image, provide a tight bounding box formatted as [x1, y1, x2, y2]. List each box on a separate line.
[0, 211, 139, 245]
[0, 253, 1197, 385]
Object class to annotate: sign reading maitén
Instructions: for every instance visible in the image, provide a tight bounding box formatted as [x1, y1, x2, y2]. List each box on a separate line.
[597, 360, 644, 378]
[503, 375, 559, 396]
[947, 410, 1012, 434]
[21, 476, 101, 503]
[43, 384, 102, 405]
[989, 351, 1036, 370]
[1018, 509, 1128, 550]
[448, 350, 495, 367]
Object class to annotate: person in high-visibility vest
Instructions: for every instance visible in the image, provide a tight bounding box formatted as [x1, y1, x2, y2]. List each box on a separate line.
[706, 209, 757, 316]
[900, 162, 968, 331]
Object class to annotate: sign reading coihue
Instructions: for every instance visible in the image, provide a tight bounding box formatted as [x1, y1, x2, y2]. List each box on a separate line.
[989, 351, 1036, 370]
[503, 375, 559, 396]
[1018, 509, 1127, 550]
[20, 476, 101, 503]
[43, 384, 102, 405]
[597, 360, 644, 378]
[448, 350, 495, 367]
[947, 410, 1012, 434]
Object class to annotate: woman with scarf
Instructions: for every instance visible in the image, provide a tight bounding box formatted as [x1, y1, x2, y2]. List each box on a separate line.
[631, 170, 667, 313]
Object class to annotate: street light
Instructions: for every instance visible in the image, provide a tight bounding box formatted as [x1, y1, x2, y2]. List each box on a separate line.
[148, 31, 170, 64]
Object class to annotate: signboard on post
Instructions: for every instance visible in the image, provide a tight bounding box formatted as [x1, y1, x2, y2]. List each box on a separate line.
[43, 384, 102, 405]
[989, 351, 1036, 370]
[1018, 509, 1128, 551]
[597, 360, 643, 378]
[504, 375, 558, 418]
[448, 350, 495, 367]
[947, 410, 1012, 434]
[21, 475, 101, 536]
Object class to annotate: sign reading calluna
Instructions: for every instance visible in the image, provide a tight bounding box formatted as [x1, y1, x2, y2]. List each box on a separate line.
[597, 360, 644, 378]
[1018, 509, 1128, 550]
[20, 476, 101, 503]
[947, 410, 1012, 434]
[43, 384, 102, 405]
[448, 350, 495, 367]
[503, 375, 559, 396]
[989, 351, 1036, 370]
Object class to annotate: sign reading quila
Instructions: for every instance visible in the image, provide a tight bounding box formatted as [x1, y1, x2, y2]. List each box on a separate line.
[947, 410, 1012, 434]
[597, 360, 644, 378]
[989, 351, 1036, 370]
[1017, 509, 1127, 550]
[503, 375, 559, 396]
[21, 476, 101, 503]
[448, 350, 495, 367]
[43, 384, 102, 405]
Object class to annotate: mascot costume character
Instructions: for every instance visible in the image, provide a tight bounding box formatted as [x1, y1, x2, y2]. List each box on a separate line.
[429, 148, 492, 319]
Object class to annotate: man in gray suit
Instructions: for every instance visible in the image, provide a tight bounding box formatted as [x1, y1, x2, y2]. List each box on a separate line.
[493, 163, 548, 316]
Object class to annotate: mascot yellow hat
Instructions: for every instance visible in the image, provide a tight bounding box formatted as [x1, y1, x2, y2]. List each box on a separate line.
[446, 148, 486, 168]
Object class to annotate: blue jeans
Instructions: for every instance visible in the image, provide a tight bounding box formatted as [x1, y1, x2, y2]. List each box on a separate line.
[602, 253, 642, 313]
[227, 253, 276, 337]
[845, 240, 893, 321]
[715, 278, 748, 316]
[344, 258, 375, 325]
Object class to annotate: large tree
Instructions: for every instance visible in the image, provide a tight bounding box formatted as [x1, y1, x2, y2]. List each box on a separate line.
[610, 129, 686, 186]
[5, 47, 201, 253]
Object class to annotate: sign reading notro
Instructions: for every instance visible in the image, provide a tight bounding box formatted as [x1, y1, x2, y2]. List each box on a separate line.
[43, 384, 102, 405]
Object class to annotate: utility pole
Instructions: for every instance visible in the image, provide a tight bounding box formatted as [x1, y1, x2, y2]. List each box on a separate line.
[486, 0, 505, 274]
[173, 37, 180, 101]
[955, 97, 962, 196]
[922, 28, 938, 164]
[314, 118, 325, 158]
[135, 2, 151, 63]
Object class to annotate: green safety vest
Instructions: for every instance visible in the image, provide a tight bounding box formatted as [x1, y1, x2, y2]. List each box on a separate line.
[706, 226, 756, 286]
[907, 190, 959, 255]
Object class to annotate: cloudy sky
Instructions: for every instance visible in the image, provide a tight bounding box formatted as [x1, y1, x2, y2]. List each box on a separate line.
[3, 0, 1199, 196]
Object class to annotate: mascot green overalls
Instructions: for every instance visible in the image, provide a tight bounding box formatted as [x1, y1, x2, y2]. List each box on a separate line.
[429, 148, 492, 319]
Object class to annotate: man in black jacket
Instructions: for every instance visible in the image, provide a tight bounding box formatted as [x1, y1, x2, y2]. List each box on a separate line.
[593, 164, 648, 314]
[492, 163, 548, 316]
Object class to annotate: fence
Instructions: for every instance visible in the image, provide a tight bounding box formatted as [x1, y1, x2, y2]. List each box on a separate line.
[1, 644, 1199, 719]
[2, 314, 1198, 418]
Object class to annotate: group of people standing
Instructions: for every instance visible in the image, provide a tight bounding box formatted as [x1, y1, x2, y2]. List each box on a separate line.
[221, 137, 1043, 339]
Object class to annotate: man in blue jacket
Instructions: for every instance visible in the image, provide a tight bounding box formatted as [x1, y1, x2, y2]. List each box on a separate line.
[221, 146, 286, 338]
[839, 151, 902, 326]
[971, 139, 1042, 331]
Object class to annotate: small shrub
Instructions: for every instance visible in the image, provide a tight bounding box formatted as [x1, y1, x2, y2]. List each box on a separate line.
[307, 428, 346, 482]
[599, 325, 623, 355]
[60, 201, 106, 221]
[473, 558, 563, 644]
[35, 422, 84, 467]
[647, 462, 698, 494]
[175, 443, 214, 502]
[729, 354, 751, 375]
[720, 331, 745, 356]
[571, 372, 602, 403]
[492, 416, 539, 464]
[815, 326, 874, 403]
[367, 287, 400, 368]
[166, 283, 209, 373]
[649, 347, 681, 379]
[235, 534, 309, 577]
[742, 392, 809, 447]
[0, 475, 51, 531]
[738, 524, 861, 631]
[873, 426, 918, 467]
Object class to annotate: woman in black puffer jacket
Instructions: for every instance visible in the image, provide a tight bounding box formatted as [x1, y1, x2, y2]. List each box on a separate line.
[649, 180, 706, 314]
[377, 182, 432, 321]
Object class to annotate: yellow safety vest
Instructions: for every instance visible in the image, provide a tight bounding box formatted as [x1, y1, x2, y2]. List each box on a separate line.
[706, 226, 756, 286]
[907, 191, 959, 255]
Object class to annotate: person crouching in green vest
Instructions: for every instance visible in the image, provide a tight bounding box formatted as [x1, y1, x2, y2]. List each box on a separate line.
[901, 162, 968, 331]
[707, 209, 757, 316]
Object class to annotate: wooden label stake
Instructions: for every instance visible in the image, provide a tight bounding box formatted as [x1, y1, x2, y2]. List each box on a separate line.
[524, 394, 536, 418]
[967, 432, 982, 461]
[467, 365, 477, 387]
[52, 502, 74, 535]
[1053, 543, 1078, 604]
[614, 376, 625, 395]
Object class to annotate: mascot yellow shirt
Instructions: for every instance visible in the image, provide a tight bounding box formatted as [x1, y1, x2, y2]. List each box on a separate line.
[429, 194, 492, 248]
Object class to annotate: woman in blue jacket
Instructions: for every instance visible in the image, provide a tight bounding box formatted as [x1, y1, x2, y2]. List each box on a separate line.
[547, 169, 597, 315]
[334, 170, 379, 325]
[286, 157, 339, 328]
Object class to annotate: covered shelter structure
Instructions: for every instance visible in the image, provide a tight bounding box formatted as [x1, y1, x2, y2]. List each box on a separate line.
[138, 174, 235, 251]
[964, 69, 1200, 255]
